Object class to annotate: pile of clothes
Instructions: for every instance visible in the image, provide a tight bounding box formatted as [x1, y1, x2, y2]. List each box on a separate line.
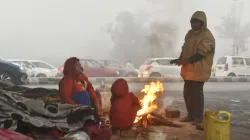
[0, 81, 111, 140]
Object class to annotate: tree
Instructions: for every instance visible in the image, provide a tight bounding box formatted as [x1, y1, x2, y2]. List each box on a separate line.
[106, 11, 178, 67]
[147, 21, 177, 57]
[216, 1, 250, 55]
[106, 11, 149, 67]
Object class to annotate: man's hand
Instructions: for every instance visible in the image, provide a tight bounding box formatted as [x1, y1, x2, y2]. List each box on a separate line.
[170, 59, 178, 65]
[170, 59, 189, 66]
[170, 59, 182, 66]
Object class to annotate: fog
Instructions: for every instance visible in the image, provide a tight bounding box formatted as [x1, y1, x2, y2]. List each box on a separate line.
[0, 0, 250, 67]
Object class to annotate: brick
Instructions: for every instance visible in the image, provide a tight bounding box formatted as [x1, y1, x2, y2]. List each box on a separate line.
[165, 108, 181, 118]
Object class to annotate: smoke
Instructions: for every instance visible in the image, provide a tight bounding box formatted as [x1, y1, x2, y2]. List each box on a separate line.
[155, 96, 174, 116]
[162, 97, 174, 109]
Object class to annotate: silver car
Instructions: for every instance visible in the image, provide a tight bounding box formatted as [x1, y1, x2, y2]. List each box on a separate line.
[139, 58, 181, 77]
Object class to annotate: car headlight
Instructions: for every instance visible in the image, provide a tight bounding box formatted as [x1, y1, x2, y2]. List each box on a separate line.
[19, 67, 26, 72]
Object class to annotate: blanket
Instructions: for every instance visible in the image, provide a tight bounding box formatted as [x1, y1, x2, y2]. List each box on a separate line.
[0, 90, 98, 133]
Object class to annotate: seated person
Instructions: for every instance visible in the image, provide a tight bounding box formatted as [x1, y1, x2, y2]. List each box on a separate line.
[109, 78, 141, 131]
[59, 57, 102, 116]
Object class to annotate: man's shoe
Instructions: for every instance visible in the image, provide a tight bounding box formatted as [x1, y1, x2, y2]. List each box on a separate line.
[179, 116, 194, 122]
[196, 122, 204, 131]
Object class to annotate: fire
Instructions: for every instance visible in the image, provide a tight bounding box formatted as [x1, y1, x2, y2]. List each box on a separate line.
[134, 80, 164, 123]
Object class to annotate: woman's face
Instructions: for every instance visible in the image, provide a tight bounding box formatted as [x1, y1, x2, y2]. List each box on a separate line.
[75, 61, 83, 74]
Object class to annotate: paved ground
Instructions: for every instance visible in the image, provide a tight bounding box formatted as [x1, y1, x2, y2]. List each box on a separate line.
[26, 83, 250, 139]
[167, 91, 250, 140]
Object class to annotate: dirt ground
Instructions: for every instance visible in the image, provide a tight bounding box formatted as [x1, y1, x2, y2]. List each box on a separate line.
[108, 98, 250, 140]
[110, 122, 203, 140]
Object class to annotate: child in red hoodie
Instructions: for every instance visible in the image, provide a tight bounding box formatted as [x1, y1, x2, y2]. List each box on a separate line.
[109, 78, 141, 131]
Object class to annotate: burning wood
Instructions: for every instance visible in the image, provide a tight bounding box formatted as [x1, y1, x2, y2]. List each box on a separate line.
[134, 81, 182, 128]
[149, 113, 182, 128]
[134, 81, 164, 123]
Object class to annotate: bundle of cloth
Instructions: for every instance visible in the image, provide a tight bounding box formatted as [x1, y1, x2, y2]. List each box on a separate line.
[0, 57, 144, 140]
[0, 57, 113, 140]
[0, 90, 98, 132]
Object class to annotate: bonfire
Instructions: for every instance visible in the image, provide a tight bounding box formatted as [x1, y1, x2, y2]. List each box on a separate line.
[133, 81, 181, 129]
[134, 80, 164, 123]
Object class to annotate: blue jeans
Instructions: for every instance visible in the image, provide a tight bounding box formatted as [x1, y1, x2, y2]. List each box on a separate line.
[71, 91, 102, 108]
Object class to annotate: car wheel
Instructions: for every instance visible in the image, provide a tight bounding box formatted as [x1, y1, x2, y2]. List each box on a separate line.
[36, 73, 47, 77]
[150, 73, 161, 77]
[0, 71, 15, 84]
[228, 73, 236, 77]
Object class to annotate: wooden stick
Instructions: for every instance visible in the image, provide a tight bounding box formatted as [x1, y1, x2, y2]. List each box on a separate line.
[148, 115, 182, 128]
[142, 115, 148, 128]
[151, 112, 166, 119]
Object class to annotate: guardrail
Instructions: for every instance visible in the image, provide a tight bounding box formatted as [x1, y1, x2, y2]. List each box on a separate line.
[26, 76, 250, 85]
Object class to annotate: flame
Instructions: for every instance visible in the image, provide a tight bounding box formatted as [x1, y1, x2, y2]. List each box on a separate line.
[134, 80, 164, 123]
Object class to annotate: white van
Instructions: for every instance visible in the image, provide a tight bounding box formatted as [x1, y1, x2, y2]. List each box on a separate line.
[214, 56, 250, 77]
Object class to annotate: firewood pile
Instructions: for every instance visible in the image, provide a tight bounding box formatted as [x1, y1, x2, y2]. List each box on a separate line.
[134, 111, 182, 129]
[111, 110, 182, 139]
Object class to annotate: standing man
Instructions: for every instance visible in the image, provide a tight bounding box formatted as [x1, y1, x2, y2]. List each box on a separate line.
[170, 11, 215, 128]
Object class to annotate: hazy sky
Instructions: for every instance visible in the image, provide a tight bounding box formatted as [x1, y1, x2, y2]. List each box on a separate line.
[0, 0, 249, 66]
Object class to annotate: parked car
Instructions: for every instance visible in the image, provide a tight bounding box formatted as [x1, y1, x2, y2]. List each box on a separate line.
[0, 59, 27, 85]
[138, 58, 181, 77]
[7, 59, 54, 78]
[7, 59, 35, 77]
[97, 60, 138, 77]
[214, 56, 250, 77]
[27, 60, 58, 77]
[57, 59, 119, 77]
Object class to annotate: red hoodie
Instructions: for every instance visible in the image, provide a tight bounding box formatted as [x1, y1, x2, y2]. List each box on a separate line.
[109, 79, 140, 129]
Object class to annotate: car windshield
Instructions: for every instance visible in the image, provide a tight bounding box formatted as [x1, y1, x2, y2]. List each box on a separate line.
[97, 60, 105, 66]
[31, 61, 52, 69]
[156, 59, 171, 65]
[13, 61, 35, 68]
[144, 60, 154, 65]
[217, 57, 227, 64]
[107, 61, 120, 67]
[83, 60, 102, 68]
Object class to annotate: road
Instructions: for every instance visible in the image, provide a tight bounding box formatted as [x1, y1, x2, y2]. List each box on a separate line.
[26, 82, 250, 139]
[26, 82, 250, 93]
[26, 83, 250, 101]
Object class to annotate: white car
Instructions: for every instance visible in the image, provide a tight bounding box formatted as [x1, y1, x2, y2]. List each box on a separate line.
[214, 56, 250, 77]
[27, 60, 58, 77]
[3, 59, 35, 77]
[7, 59, 54, 78]
[11, 62, 35, 77]
[138, 57, 181, 77]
